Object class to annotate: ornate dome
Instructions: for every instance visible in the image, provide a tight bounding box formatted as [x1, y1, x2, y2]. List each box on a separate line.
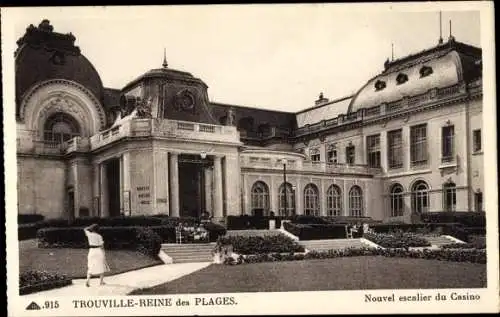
[348, 39, 482, 113]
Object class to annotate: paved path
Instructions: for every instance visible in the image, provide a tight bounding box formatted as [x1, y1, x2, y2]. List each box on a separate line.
[22, 262, 212, 296]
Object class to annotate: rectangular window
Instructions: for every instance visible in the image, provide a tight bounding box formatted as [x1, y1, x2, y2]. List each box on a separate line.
[474, 192, 483, 212]
[327, 146, 338, 163]
[366, 134, 381, 168]
[443, 184, 457, 212]
[310, 148, 321, 162]
[473, 129, 482, 152]
[346, 145, 355, 164]
[410, 124, 428, 166]
[388, 129, 403, 169]
[441, 125, 455, 163]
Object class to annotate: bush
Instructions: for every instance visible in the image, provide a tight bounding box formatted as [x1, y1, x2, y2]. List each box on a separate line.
[321, 216, 379, 225]
[18, 214, 45, 224]
[37, 226, 165, 256]
[202, 222, 227, 242]
[420, 212, 486, 227]
[441, 243, 486, 250]
[19, 223, 41, 240]
[467, 234, 486, 246]
[364, 232, 431, 248]
[217, 234, 304, 255]
[19, 270, 72, 295]
[284, 222, 347, 240]
[227, 215, 285, 230]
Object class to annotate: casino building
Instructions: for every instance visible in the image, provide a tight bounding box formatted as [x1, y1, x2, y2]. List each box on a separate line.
[16, 20, 484, 223]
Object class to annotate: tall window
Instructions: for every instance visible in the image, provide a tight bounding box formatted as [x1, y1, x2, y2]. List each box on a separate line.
[474, 191, 483, 212]
[390, 184, 404, 217]
[410, 124, 428, 166]
[442, 182, 457, 212]
[310, 148, 320, 162]
[346, 145, 355, 164]
[251, 181, 270, 215]
[278, 182, 295, 216]
[326, 185, 342, 216]
[442, 125, 455, 163]
[304, 184, 320, 216]
[388, 129, 403, 169]
[367, 134, 381, 168]
[349, 186, 363, 217]
[327, 145, 338, 163]
[473, 129, 482, 152]
[411, 180, 429, 214]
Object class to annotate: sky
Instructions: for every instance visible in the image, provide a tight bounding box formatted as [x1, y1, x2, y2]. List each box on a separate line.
[8, 4, 481, 112]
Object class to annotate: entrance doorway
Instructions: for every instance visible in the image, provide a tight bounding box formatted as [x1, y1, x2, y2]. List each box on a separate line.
[178, 154, 212, 218]
[105, 158, 121, 217]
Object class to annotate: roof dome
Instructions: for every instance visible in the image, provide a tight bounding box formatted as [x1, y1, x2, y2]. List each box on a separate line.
[348, 39, 481, 113]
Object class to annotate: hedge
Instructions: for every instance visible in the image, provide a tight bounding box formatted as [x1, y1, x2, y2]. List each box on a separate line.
[363, 232, 431, 248]
[18, 214, 45, 224]
[283, 222, 349, 240]
[217, 234, 304, 255]
[441, 243, 486, 250]
[37, 226, 162, 256]
[19, 223, 41, 241]
[20, 270, 72, 295]
[420, 212, 486, 227]
[224, 247, 486, 265]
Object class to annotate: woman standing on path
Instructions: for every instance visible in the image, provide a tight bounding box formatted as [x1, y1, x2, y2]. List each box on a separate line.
[84, 224, 110, 287]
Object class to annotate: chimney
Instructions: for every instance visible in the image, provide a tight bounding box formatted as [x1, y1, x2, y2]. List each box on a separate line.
[315, 92, 329, 106]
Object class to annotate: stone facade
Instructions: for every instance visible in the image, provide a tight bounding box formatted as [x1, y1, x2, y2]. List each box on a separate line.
[16, 20, 484, 222]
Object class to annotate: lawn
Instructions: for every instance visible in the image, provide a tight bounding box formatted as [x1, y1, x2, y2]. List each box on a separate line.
[131, 256, 486, 294]
[19, 240, 162, 279]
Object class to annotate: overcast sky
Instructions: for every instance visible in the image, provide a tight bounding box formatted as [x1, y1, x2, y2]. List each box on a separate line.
[9, 5, 481, 112]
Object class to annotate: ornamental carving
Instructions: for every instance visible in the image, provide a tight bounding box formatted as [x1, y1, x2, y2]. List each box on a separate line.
[174, 89, 195, 112]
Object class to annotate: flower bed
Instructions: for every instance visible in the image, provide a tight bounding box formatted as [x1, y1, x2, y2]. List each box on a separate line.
[217, 234, 304, 255]
[283, 222, 348, 240]
[37, 226, 162, 256]
[441, 242, 486, 250]
[20, 270, 72, 295]
[223, 247, 486, 265]
[363, 232, 431, 248]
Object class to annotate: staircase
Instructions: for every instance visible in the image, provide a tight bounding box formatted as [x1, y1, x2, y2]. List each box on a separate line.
[424, 235, 464, 248]
[299, 238, 372, 252]
[161, 243, 215, 263]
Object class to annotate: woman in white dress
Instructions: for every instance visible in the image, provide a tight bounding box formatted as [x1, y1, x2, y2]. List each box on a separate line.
[84, 224, 110, 287]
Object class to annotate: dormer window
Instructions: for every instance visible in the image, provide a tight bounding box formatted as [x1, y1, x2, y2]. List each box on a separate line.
[419, 66, 433, 78]
[374, 80, 386, 91]
[396, 73, 408, 85]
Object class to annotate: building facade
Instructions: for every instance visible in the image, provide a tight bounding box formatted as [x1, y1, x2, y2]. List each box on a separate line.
[16, 20, 484, 223]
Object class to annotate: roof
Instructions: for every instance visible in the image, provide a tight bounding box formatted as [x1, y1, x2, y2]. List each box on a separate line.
[102, 88, 121, 110]
[296, 96, 353, 128]
[348, 38, 482, 113]
[122, 65, 207, 92]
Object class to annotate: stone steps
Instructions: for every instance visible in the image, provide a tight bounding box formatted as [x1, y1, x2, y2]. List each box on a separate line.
[299, 238, 370, 252]
[424, 235, 462, 247]
[161, 243, 215, 264]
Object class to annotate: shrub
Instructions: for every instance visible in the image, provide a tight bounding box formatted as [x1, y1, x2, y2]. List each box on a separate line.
[420, 212, 486, 227]
[441, 243, 486, 250]
[19, 270, 72, 295]
[37, 215, 164, 228]
[321, 216, 379, 225]
[364, 232, 431, 248]
[202, 222, 227, 242]
[18, 223, 41, 240]
[467, 234, 486, 246]
[217, 234, 304, 255]
[226, 215, 285, 230]
[18, 214, 45, 224]
[284, 222, 347, 240]
[37, 226, 165, 256]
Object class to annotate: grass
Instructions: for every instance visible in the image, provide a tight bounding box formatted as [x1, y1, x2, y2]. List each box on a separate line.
[19, 240, 162, 279]
[131, 256, 486, 294]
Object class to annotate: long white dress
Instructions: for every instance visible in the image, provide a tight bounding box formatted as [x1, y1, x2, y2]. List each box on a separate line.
[84, 229, 110, 275]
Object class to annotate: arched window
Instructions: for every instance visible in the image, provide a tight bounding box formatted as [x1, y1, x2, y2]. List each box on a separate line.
[251, 181, 270, 215]
[326, 185, 342, 216]
[390, 184, 404, 217]
[349, 186, 363, 217]
[411, 180, 429, 214]
[278, 182, 295, 216]
[43, 112, 81, 143]
[443, 182, 457, 212]
[304, 184, 320, 215]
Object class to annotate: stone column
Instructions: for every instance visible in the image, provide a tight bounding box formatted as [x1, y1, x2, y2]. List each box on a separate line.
[223, 154, 241, 216]
[92, 163, 99, 217]
[270, 176, 277, 215]
[169, 152, 180, 217]
[294, 180, 302, 215]
[321, 179, 327, 216]
[213, 155, 224, 218]
[122, 152, 132, 215]
[204, 167, 213, 215]
[153, 150, 169, 215]
[100, 163, 109, 217]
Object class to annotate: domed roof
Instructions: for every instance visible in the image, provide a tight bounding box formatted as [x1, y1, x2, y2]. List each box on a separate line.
[15, 20, 104, 114]
[348, 39, 482, 113]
